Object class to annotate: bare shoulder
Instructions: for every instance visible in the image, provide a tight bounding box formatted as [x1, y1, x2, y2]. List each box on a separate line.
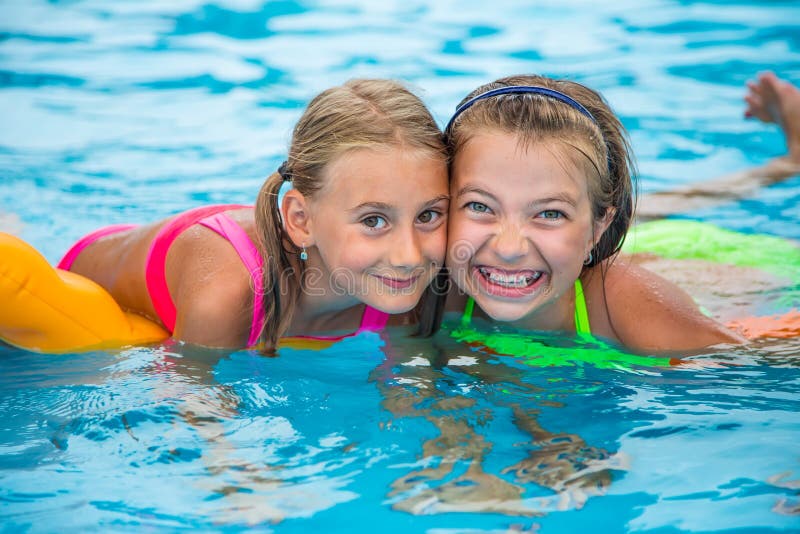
[589, 258, 745, 353]
[167, 222, 256, 348]
[223, 207, 258, 239]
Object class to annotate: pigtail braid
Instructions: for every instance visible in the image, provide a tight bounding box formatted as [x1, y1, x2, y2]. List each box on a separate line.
[254, 170, 301, 352]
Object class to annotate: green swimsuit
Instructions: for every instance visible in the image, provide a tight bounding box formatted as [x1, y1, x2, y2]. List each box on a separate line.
[460, 279, 592, 337]
[450, 279, 674, 369]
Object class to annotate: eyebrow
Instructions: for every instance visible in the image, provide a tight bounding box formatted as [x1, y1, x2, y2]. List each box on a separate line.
[528, 193, 578, 208]
[454, 185, 499, 203]
[348, 194, 450, 213]
[421, 194, 451, 208]
[348, 201, 394, 213]
[457, 185, 578, 208]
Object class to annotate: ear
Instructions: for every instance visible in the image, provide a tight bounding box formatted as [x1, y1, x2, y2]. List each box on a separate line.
[589, 207, 616, 250]
[282, 189, 315, 248]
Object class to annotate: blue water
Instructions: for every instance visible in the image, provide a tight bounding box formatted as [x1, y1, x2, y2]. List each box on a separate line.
[1, 1, 800, 532]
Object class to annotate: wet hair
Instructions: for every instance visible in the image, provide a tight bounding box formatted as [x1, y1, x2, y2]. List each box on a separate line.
[254, 79, 448, 351]
[446, 74, 636, 270]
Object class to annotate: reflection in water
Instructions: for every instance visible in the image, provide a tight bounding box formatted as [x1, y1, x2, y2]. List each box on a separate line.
[157, 342, 363, 526]
[373, 332, 629, 516]
[1, 326, 799, 530]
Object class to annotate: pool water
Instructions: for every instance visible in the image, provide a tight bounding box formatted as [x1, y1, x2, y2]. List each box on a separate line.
[1, 0, 800, 532]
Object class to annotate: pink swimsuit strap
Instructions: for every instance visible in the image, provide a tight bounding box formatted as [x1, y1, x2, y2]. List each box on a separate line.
[57, 224, 139, 270]
[145, 205, 251, 335]
[197, 212, 264, 347]
[358, 305, 389, 332]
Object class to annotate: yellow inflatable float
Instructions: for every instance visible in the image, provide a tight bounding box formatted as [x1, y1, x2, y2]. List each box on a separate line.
[0, 232, 358, 354]
[0, 232, 167, 353]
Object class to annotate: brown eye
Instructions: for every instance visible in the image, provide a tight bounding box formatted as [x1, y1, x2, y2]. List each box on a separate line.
[417, 210, 439, 224]
[361, 215, 387, 229]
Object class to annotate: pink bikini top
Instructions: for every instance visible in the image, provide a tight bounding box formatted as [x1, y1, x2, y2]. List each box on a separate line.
[59, 205, 389, 347]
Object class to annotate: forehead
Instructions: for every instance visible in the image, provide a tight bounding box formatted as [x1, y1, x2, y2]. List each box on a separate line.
[320, 146, 448, 204]
[453, 131, 590, 198]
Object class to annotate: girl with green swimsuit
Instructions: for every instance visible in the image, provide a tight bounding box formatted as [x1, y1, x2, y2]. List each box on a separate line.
[437, 72, 800, 356]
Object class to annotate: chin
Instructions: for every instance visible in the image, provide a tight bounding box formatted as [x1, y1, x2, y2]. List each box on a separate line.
[474, 297, 533, 323]
[366, 294, 422, 315]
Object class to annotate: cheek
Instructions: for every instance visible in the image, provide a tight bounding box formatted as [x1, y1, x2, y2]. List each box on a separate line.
[426, 226, 448, 265]
[447, 217, 481, 266]
[335, 239, 379, 271]
[316, 224, 375, 272]
[539, 226, 593, 264]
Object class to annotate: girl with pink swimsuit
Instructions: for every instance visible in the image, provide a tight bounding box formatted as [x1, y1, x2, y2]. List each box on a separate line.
[48, 78, 449, 351]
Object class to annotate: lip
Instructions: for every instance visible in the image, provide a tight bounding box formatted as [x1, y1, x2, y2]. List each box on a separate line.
[373, 274, 421, 290]
[471, 265, 545, 298]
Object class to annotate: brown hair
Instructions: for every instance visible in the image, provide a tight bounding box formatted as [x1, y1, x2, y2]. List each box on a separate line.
[254, 79, 448, 350]
[446, 74, 636, 269]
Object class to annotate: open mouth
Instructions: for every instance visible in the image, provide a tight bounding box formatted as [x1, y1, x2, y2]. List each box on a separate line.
[473, 266, 544, 297]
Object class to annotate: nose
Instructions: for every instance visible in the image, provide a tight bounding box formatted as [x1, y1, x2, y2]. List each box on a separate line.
[491, 221, 528, 263]
[389, 224, 424, 272]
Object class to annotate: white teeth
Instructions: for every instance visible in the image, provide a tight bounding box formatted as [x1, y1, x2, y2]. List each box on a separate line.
[478, 268, 541, 287]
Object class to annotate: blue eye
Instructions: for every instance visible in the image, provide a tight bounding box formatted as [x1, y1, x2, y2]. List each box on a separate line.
[467, 201, 491, 214]
[539, 210, 563, 220]
[362, 215, 387, 229]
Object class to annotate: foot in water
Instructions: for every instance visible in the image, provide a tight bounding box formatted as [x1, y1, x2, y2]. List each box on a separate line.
[745, 71, 800, 163]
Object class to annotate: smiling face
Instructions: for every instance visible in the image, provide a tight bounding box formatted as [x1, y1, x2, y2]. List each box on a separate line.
[308, 146, 449, 314]
[448, 130, 610, 329]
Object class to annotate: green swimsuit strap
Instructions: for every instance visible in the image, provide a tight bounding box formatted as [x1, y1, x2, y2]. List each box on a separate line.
[460, 295, 476, 326]
[460, 279, 592, 336]
[573, 278, 591, 337]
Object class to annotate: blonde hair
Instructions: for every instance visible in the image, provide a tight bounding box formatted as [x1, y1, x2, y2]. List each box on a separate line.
[447, 74, 636, 269]
[254, 79, 448, 350]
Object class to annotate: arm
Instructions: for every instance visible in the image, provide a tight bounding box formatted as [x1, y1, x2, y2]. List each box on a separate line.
[173, 285, 253, 348]
[601, 260, 746, 353]
[636, 71, 800, 223]
[168, 225, 255, 348]
[635, 159, 800, 223]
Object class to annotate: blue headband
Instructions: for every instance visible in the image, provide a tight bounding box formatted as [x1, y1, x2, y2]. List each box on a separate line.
[444, 85, 598, 134]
